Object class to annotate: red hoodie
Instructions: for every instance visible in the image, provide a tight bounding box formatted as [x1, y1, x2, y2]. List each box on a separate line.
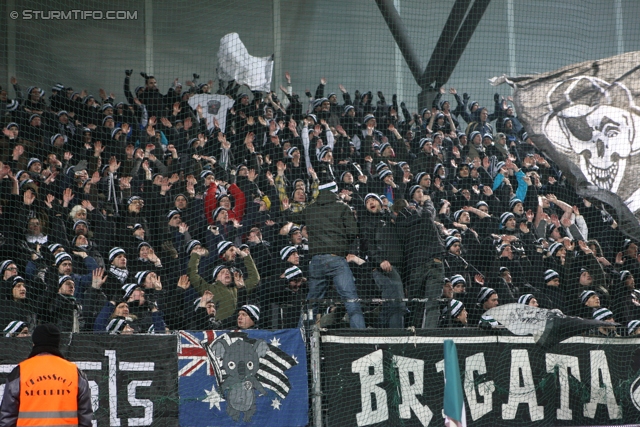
[204, 182, 246, 224]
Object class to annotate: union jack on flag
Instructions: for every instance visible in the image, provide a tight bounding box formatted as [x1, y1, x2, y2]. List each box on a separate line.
[178, 330, 217, 376]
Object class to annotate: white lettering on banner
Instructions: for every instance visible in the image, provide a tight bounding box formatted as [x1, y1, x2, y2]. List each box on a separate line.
[464, 353, 494, 421]
[104, 350, 156, 426]
[106, 350, 120, 427]
[393, 355, 432, 426]
[352, 350, 388, 426]
[502, 349, 544, 421]
[89, 380, 99, 427]
[630, 374, 640, 412]
[436, 354, 494, 422]
[127, 381, 154, 426]
[1, 353, 154, 426]
[546, 354, 581, 420]
[74, 362, 103, 427]
[584, 350, 621, 419]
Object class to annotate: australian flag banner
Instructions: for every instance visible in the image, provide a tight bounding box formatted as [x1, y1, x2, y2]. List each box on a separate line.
[178, 329, 308, 427]
[491, 51, 640, 240]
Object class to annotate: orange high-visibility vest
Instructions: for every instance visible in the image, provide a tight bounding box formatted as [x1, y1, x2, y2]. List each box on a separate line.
[17, 355, 79, 427]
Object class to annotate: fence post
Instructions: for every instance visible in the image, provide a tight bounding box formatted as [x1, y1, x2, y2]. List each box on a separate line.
[310, 324, 323, 427]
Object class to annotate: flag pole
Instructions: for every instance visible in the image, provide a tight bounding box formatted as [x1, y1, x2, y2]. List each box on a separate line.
[443, 339, 466, 427]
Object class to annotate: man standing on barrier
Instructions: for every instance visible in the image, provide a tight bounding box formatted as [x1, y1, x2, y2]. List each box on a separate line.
[396, 189, 446, 328]
[289, 180, 365, 328]
[0, 324, 93, 427]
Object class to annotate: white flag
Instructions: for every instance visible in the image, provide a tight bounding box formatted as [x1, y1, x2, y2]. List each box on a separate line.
[217, 33, 274, 92]
[188, 94, 234, 131]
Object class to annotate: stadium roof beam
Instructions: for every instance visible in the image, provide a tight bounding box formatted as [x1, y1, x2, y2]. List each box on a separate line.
[375, 0, 492, 109]
[374, 0, 425, 87]
[428, 0, 493, 88]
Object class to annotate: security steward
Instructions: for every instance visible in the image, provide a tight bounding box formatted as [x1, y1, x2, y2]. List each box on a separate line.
[0, 324, 93, 427]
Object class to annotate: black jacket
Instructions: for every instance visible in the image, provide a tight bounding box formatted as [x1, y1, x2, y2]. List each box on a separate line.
[396, 199, 446, 266]
[359, 209, 403, 268]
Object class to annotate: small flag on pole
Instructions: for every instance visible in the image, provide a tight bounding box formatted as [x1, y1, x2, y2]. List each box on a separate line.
[443, 339, 466, 427]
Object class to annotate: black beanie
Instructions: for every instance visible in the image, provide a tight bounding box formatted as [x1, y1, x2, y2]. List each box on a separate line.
[29, 323, 64, 358]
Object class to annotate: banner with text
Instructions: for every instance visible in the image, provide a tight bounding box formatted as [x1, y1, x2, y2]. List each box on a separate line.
[321, 330, 640, 427]
[0, 334, 179, 427]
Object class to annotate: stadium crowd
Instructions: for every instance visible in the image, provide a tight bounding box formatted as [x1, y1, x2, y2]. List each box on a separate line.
[0, 71, 638, 336]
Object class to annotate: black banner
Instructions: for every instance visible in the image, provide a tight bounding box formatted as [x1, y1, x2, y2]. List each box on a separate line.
[0, 334, 179, 427]
[321, 329, 640, 426]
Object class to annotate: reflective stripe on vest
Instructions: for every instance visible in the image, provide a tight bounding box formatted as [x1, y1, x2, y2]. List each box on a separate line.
[18, 355, 79, 427]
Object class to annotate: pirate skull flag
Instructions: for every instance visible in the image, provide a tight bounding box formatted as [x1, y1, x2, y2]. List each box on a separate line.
[491, 51, 640, 240]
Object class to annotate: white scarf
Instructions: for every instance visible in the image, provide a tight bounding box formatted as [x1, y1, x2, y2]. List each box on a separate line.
[109, 265, 129, 283]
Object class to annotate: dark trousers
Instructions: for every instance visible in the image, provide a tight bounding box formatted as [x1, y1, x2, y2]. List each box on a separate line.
[406, 258, 444, 328]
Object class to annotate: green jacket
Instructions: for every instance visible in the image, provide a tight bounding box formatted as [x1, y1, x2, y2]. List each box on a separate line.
[187, 253, 260, 322]
[289, 189, 358, 257]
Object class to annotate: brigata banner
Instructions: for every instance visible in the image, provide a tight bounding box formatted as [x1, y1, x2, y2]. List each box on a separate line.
[0, 334, 179, 427]
[178, 329, 308, 427]
[321, 329, 640, 426]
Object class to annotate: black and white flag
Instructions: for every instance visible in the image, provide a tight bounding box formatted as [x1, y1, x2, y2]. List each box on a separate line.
[492, 51, 640, 239]
[487, 303, 615, 347]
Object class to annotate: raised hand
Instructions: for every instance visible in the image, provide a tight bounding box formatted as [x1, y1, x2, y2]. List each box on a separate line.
[81, 199, 95, 211]
[108, 156, 121, 173]
[92, 268, 107, 289]
[281, 197, 290, 211]
[115, 176, 130, 192]
[177, 275, 190, 290]
[61, 187, 74, 204]
[44, 194, 55, 209]
[44, 171, 58, 184]
[89, 171, 101, 184]
[161, 178, 172, 193]
[12, 145, 24, 159]
[526, 209, 534, 222]
[480, 156, 489, 170]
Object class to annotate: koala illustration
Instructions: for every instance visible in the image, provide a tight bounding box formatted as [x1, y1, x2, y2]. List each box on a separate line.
[211, 337, 269, 422]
